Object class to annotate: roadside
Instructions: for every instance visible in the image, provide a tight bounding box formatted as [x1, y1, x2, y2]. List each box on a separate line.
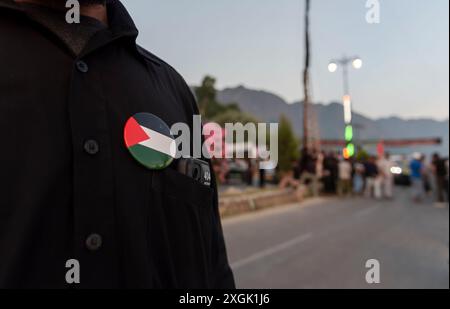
[219, 186, 301, 218]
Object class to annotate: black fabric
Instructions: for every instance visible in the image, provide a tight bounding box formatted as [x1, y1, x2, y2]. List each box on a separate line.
[0, 0, 235, 289]
[434, 159, 447, 177]
[364, 162, 379, 178]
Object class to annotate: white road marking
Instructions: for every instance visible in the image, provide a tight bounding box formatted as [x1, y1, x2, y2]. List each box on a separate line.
[231, 233, 313, 270]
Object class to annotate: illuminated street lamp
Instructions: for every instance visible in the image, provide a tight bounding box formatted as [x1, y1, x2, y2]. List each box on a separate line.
[328, 56, 363, 158]
[352, 58, 363, 69]
[328, 62, 338, 73]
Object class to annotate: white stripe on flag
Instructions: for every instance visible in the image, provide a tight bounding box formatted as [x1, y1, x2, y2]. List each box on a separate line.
[139, 126, 177, 158]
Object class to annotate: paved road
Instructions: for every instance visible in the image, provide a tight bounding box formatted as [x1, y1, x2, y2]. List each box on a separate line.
[223, 188, 449, 289]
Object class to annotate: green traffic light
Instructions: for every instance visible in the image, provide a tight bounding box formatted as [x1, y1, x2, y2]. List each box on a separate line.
[347, 143, 355, 157]
[345, 125, 353, 142]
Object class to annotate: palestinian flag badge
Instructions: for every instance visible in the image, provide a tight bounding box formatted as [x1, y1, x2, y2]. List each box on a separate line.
[124, 113, 177, 170]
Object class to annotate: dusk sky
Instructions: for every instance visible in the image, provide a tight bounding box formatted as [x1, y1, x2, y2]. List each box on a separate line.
[122, 0, 449, 121]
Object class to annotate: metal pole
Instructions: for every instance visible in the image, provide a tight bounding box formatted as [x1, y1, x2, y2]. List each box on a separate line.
[302, 0, 311, 155]
[329, 56, 362, 158]
[342, 62, 350, 96]
[341, 59, 353, 158]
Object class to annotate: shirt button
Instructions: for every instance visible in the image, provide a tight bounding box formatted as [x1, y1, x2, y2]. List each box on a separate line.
[86, 234, 102, 251]
[76, 60, 89, 73]
[84, 139, 99, 155]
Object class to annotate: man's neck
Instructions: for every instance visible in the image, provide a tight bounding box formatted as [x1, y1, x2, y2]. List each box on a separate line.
[14, 0, 108, 25]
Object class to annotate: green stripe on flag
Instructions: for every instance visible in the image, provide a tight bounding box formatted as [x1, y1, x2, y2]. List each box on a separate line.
[128, 144, 173, 170]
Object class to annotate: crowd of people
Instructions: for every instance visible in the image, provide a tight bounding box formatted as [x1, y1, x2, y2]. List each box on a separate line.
[280, 149, 449, 205]
[409, 152, 449, 204]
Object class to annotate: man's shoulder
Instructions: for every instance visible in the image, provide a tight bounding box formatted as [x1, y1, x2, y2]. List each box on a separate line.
[0, 0, 19, 10]
[136, 45, 198, 111]
[0, 0, 22, 21]
[0, 2, 27, 52]
[136, 45, 164, 66]
[0, 0, 27, 34]
[136, 45, 185, 84]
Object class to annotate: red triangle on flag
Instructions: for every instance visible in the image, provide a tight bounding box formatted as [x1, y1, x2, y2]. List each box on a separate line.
[124, 117, 150, 148]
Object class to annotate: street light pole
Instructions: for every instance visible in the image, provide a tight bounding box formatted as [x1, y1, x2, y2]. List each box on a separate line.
[342, 62, 350, 95]
[328, 56, 362, 158]
[302, 0, 311, 155]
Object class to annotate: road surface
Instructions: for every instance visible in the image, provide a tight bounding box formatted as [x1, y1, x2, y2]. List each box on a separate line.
[223, 188, 449, 289]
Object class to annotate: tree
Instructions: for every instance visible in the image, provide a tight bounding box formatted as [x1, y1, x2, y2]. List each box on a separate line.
[195, 76, 240, 119]
[356, 148, 370, 162]
[195, 76, 216, 117]
[278, 115, 300, 173]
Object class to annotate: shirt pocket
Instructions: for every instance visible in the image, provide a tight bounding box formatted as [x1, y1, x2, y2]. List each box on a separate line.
[147, 167, 214, 288]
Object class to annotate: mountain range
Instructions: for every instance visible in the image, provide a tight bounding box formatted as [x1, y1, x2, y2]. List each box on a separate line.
[215, 86, 449, 156]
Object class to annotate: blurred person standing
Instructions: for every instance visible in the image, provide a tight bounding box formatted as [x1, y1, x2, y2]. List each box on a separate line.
[364, 156, 381, 199]
[431, 153, 448, 204]
[323, 151, 339, 194]
[338, 158, 353, 197]
[278, 159, 305, 200]
[244, 158, 253, 186]
[421, 155, 434, 197]
[353, 161, 365, 195]
[410, 153, 425, 203]
[259, 163, 267, 188]
[377, 153, 395, 199]
[316, 151, 324, 183]
[279, 159, 300, 189]
[445, 158, 449, 201]
[298, 149, 319, 197]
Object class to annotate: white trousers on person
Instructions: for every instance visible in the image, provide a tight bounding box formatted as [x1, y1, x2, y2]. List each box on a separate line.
[383, 176, 394, 199]
[365, 177, 382, 199]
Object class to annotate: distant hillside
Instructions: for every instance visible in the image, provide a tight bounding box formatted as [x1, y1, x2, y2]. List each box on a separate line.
[216, 86, 449, 156]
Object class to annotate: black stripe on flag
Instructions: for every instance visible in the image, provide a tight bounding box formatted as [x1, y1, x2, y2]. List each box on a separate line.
[133, 113, 172, 138]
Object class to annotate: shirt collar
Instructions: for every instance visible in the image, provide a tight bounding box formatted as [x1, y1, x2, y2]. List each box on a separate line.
[0, 0, 139, 57]
[79, 0, 139, 58]
[106, 0, 139, 38]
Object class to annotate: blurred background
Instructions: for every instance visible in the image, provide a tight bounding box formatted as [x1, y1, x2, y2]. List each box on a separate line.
[124, 0, 449, 289]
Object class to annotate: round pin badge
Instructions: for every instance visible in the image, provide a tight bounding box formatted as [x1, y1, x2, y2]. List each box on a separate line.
[124, 113, 177, 170]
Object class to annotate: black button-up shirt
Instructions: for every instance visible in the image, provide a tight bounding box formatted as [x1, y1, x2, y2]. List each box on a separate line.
[0, 0, 234, 289]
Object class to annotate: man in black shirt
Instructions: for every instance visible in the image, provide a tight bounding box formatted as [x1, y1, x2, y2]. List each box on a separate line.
[0, 0, 235, 288]
[364, 156, 380, 199]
